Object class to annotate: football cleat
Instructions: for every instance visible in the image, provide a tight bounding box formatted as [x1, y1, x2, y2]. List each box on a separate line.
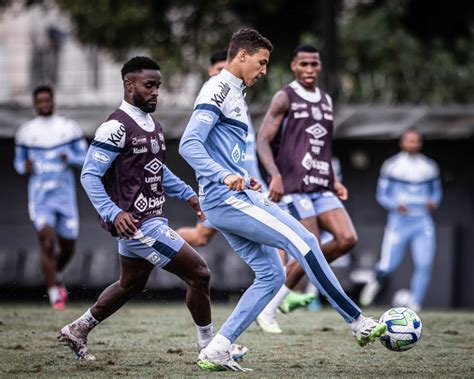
[352, 316, 387, 347]
[279, 291, 316, 314]
[197, 350, 252, 372]
[255, 315, 282, 334]
[229, 343, 248, 361]
[58, 325, 96, 360]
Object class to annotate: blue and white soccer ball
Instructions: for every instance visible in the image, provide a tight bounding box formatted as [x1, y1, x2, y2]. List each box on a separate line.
[379, 307, 422, 352]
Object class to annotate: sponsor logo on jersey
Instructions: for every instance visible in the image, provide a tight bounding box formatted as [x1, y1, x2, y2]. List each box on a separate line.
[150, 138, 160, 154]
[291, 102, 307, 111]
[145, 252, 161, 265]
[165, 229, 178, 241]
[151, 183, 158, 192]
[305, 123, 328, 139]
[134, 193, 165, 212]
[34, 160, 65, 173]
[301, 152, 330, 172]
[302, 175, 330, 187]
[107, 124, 126, 146]
[196, 112, 213, 124]
[294, 111, 309, 119]
[323, 113, 333, 120]
[311, 146, 321, 155]
[133, 146, 148, 154]
[311, 106, 323, 120]
[132, 136, 147, 145]
[145, 175, 161, 184]
[211, 82, 231, 107]
[144, 158, 163, 175]
[231, 106, 242, 117]
[231, 143, 242, 163]
[92, 150, 110, 163]
[321, 103, 332, 112]
[158, 132, 165, 141]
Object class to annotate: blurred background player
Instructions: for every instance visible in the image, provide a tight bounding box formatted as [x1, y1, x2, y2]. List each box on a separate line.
[13, 85, 87, 310]
[360, 129, 442, 312]
[256, 44, 358, 332]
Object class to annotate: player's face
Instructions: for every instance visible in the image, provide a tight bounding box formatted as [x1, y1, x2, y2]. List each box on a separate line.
[127, 69, 161, 113]
[400, 131, 422, 154]
[291, 52, 321, 89]
[208, 61, 226, 77]
[34, 91, 54, 116]
[241, 48, 270, 87]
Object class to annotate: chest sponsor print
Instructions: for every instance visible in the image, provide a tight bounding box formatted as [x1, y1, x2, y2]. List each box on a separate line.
[211, 82, 231, 107]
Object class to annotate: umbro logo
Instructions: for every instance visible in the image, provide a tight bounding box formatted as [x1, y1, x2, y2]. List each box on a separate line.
[305, 123, 327, 139]
[144, 158, 163, 175]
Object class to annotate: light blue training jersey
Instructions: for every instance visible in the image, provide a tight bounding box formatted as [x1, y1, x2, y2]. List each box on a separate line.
[377, 151, 442, 219]
[14, 115, 87, 215]
[180, 69, 253, 210]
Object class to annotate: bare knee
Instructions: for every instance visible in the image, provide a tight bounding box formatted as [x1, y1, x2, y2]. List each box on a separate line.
[187, 263, 211, 290]
[119, 276, 147, 295]
[38, 228, 55, 254]
[336, 232, 358, 252]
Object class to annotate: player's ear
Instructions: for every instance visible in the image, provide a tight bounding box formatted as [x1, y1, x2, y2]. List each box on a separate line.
[238, 49, 247, 62]
[123, 78, 134, 93]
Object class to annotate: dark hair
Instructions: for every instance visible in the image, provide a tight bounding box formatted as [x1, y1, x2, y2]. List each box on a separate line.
[227, 28, 273, 60]
[293, 44, 319, 59]
[210, 50, 228, 65]
[121, 56, 160, 79]
[33, 84, 53, 99]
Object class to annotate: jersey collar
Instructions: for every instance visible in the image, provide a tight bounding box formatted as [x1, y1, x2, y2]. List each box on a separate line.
[220, 69, 245, 90]
[290, 80, 321, 103]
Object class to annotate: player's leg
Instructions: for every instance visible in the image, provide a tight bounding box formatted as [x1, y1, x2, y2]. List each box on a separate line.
[37, 225, 57, 289]
[209, 191, 385, 346]
[360, 223, 409, 306]
[176, 222, 218, 247]
[59, 255, 154, 360]
[199, 234, 284, 370]
[409, 219, 436, 311]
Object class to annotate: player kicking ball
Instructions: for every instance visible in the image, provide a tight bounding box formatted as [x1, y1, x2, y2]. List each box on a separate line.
[180, 28, 386, 372]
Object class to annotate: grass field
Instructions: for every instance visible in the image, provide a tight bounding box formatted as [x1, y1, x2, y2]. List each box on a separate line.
[0, 302, 473, 377]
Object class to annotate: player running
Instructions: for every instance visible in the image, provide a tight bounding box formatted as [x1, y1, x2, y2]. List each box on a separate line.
[59, 57, 239, 361]
[14, 85, 87, 310]
[360, 129, 442, 311]
[255, 44, 358, 333]
[180, 28, 386, 372]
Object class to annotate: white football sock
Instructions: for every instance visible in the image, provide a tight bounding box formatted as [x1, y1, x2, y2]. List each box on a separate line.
[203, 333, 231, 354]
[260, 285, 290, 321]
[196, 322, 214, 350]
[70, 308, 100, 337]
[47, 286, 61, 304]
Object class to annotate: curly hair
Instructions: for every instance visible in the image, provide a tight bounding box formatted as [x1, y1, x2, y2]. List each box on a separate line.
[227, 28, 273, 60]
[121, 56, 160, 79]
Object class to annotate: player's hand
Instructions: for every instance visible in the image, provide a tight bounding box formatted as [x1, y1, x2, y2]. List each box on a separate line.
[24, 159, 33, 173]
[268, 174, 284, 202]
[397, 204, 408, 214]
[114, 211, 139, 239]
[224, 174, 246, 191]
[426, 201, 437, 212]
[249, 176, 263, 192]
[188, 195, 206, 221]
[334, 180, 348, 201]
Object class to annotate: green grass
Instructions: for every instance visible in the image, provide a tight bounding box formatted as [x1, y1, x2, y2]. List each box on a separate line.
[0, 303, 473, 377]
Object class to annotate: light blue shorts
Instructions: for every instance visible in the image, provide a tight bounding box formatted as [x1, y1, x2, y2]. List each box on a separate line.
[279, 191, 343, 220]
[29, 202, 79, 239]
[118, 217, 184, 268]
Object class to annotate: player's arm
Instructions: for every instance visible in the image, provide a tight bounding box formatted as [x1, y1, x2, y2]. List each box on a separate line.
[162, 165, 204, 220]
[63, 121, 88, 167]
[428, 164, 442, 211]
[179, 104, 233, 184]
[80, 121, 137, 238]
[376, 163, 400, 212]
[256, 90, 289, 202]
[13, 128, 32, 175]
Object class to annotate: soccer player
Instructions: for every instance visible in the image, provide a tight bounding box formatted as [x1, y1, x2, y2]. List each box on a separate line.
[360, 129, 442, 311]
[14, 85, 87, 310]
[58, 57, 217, 361]
[255, 44, 358, 333]
[179, 28, 386, 371]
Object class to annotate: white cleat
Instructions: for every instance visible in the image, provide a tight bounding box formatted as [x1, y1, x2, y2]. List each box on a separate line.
[197, 350, 252, 372]
[360, 280, 381, 307]
[351, 315, 387, 347]
[229, 343, 248, 361]
[58, 325, 96, 360]
[256, 315, 282, 334]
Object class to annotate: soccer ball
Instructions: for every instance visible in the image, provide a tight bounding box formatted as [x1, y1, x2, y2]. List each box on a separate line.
[379, 307, 422, 352]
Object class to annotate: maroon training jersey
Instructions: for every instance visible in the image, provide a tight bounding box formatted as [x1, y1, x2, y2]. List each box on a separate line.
[271, 81, 335, 195]
[100, 109, 167, 235]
